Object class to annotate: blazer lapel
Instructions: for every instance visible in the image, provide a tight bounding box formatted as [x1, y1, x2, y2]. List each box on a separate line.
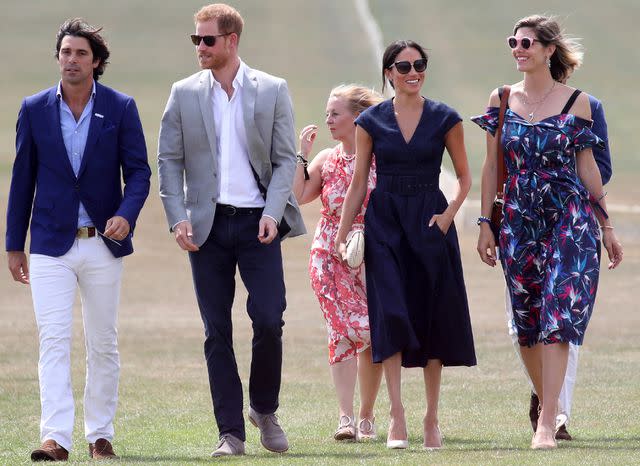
[78, 83, 104, 178]
[45, 88, 77, 181]
[198, 71, 218, 165]
[242, 69, 266, 175]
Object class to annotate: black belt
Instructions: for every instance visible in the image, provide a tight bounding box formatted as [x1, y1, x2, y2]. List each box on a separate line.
[376, 174, 439, 195]
[216, 204, 263, 216]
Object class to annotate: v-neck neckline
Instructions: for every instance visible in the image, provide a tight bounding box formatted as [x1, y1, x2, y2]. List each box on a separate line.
[391, 97, 427, 145]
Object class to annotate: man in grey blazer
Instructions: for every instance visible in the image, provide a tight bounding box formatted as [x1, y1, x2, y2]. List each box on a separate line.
[158, 3, 304, 457]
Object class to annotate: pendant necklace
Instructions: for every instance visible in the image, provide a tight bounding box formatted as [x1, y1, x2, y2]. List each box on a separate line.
[520, 81, 556, 122]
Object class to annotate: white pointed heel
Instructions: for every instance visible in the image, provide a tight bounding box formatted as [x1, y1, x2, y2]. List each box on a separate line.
[386, 438, 409, 449]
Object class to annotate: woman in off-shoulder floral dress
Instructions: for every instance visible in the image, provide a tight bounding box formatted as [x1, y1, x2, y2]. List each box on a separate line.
[472, 15, 623, 449]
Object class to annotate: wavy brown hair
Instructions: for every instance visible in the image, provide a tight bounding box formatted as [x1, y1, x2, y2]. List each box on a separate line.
[513, 15, 583, 83]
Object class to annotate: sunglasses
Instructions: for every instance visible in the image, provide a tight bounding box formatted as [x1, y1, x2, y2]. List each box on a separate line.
[389, 58, 428, 74]
[507, 36, 539, 49]
[190, 32, 232, 47]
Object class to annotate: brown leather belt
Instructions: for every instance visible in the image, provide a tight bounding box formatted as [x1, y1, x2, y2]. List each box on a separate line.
[76, 226, 97, 238]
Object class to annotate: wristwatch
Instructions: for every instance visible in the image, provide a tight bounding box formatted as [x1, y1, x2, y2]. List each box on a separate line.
[296, 152, 309, 167]
[296, 152, 310, 180]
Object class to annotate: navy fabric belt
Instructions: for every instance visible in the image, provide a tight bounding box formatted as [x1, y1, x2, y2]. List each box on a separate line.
[376, 174, 439, 195]
[216, 204, 263, 216]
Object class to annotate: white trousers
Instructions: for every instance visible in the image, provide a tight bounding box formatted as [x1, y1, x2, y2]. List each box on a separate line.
[505, 288, 578, 424]
[29, 236, 123, 452]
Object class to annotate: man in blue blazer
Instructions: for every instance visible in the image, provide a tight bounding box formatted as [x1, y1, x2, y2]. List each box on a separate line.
[5, 19, 150, 462]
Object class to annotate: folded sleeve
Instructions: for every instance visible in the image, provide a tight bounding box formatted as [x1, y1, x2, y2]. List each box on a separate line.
[572, 118, 605, 152]
[470, 107, 500, 137]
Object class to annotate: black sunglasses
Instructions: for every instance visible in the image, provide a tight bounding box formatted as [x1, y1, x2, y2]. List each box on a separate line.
[190, 32, 232, 47]
[507, 36, 539, 50]
[389, 58, 428, 74]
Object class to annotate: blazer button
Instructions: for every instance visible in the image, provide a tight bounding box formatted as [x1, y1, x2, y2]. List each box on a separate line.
[75, 184, 79, 190]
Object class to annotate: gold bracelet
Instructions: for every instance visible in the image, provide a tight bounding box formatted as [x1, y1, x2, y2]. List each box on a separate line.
[600, 225, 614, 230]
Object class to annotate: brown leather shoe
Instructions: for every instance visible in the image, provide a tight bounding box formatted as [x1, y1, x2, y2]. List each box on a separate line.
[89, 438, 118, 460]
[529, 392, 540, 432]
[555, 423, 573, 440]
[31, 439, 69, 461]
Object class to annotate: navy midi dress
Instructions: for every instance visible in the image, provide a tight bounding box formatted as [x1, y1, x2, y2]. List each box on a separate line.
[355, 98, 476, 368]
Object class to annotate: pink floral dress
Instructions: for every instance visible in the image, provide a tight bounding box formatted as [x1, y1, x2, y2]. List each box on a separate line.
[309, 144, 376, 364]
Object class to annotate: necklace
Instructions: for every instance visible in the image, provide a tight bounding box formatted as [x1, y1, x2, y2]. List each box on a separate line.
[340, 145, 356, 161]
[519, 81, 556, 122]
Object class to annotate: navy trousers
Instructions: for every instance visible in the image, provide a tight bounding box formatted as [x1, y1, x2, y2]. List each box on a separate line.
[189, 209, 286, 441]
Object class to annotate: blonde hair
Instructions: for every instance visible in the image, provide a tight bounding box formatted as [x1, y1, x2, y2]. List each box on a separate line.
[329, 84, 383, 116]
[194, 3, 244, 40]
[513, 15, 583, 83]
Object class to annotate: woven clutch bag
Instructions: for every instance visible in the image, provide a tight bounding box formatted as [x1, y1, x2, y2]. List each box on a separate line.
[345, 229, 365, 269]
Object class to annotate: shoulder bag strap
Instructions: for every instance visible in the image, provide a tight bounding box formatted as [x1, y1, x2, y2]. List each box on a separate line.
[561, 89, 582, 115]
[496, 85, 511, 200]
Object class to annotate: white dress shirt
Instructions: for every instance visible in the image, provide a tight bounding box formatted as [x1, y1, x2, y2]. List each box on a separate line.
[211, 61, 265, 208]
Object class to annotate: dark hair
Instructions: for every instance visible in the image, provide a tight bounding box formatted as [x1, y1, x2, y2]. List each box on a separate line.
[55, 18, 110, 81]
[513, 15, 583, 83]
[381, 40, 429, 93]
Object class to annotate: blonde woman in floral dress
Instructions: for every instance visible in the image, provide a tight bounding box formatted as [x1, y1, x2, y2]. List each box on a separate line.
[293, 84, 383, 441]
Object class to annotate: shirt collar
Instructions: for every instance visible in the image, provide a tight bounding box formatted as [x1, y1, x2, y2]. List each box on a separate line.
[56, 80, 97, 101]
[210, 59, 246, 91]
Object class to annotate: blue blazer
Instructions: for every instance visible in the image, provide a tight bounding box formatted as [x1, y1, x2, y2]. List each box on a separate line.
[6, 81, 151, 258]
[589, 95, 612, 185]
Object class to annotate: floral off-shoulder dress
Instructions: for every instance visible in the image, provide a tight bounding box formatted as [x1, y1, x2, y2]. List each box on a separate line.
[309, 144, 376, 364]
[472, 107, 604, 347]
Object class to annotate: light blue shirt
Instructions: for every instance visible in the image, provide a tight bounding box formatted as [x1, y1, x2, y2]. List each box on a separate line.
[57, 81, 95, 227]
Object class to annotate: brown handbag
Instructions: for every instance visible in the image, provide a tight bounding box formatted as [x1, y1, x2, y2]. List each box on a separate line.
[490, 85, 511, 240]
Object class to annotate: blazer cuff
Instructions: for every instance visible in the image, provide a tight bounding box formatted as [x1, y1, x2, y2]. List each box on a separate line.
[262, 214, 279, 226]
[171, 219, 189, 232]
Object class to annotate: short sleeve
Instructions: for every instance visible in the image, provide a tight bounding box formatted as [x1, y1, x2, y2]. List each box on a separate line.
[572, 117, 605, 152]
[442, 106, 463, 135]
[354, 105, 375, 136]
[470, 107, 500, 136]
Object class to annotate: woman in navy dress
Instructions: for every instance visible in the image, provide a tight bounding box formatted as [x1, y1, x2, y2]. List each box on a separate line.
[336, 40, 476, 450]
[472, 15, 623, 449]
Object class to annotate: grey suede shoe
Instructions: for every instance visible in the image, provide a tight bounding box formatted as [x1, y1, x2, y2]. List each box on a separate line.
[211, 434, 245, 457]
[248, 407, 289, 453]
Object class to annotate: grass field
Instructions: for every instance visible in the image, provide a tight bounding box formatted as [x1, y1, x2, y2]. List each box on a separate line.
[1, 1, 639, 464]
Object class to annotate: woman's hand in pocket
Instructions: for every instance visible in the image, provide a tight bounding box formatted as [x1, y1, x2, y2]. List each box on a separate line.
[428, 212, 453, 235]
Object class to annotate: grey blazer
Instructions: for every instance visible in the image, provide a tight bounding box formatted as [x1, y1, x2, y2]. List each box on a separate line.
[158, 66, 305, 246]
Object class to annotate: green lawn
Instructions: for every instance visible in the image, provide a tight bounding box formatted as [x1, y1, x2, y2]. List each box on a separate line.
[2, 226, 639, 464]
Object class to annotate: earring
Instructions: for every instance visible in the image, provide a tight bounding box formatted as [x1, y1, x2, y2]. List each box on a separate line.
[546, 57, 551, 68]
